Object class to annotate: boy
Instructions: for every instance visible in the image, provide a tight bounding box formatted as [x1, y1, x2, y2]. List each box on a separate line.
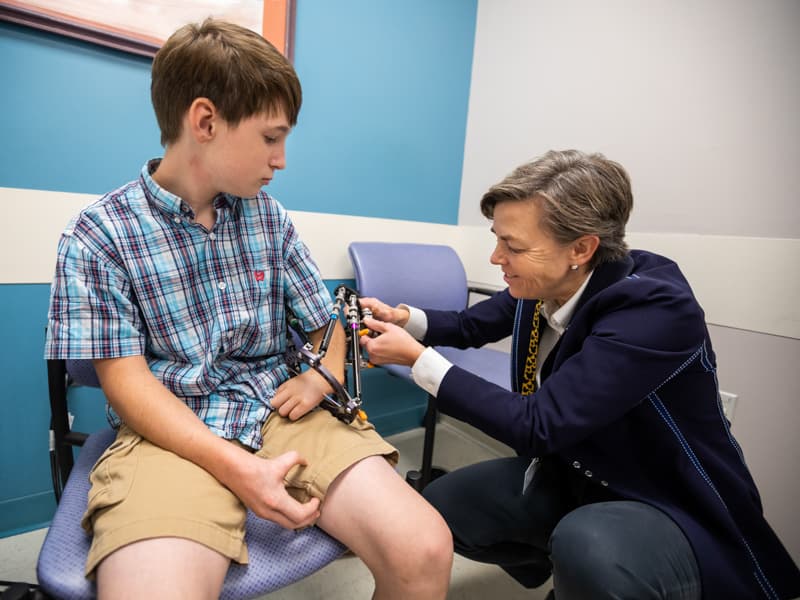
[45, 19, 452, 599]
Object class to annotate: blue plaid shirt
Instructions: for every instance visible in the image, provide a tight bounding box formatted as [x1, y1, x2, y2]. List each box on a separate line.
[45, 159, 333, 449]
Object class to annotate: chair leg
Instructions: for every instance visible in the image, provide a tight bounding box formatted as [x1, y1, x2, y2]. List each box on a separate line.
[406, 394, 447, 491]
[0, 581, 46, 599]
[420, 394, 437, 482]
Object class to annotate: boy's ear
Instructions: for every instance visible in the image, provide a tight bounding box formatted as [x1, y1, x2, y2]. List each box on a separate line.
[187, 97, 218, 142]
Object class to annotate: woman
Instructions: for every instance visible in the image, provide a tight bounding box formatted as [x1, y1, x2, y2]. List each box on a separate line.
[360, 150, 800, 599]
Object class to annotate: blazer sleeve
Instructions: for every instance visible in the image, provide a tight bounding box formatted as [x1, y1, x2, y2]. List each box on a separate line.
[421, 289, 517, 348]
[434, 276, 709, 456]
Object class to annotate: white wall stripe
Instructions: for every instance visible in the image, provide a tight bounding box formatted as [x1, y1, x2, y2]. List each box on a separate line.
[3, 187, 798, 339]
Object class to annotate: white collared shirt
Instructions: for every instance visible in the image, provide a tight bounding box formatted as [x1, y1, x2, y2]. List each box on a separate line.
[407, 271, 594, 396]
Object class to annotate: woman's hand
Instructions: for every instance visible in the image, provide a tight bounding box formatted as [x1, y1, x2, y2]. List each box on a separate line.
[359, 316, 426, 367]
[358, 297, 410, 327]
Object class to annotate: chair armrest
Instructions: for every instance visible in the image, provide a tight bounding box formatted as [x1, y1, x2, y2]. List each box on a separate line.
[64, 431, 89, 447]
[467, 283, 504, 298]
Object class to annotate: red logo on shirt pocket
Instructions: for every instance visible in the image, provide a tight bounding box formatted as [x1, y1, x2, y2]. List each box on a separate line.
[254, 270, 265, 282]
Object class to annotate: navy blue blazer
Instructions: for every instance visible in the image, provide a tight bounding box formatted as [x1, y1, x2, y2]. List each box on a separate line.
[422, 250, 799, 599]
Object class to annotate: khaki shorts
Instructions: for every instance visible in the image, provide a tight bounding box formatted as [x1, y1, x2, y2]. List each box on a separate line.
[81, 409, 398, 576]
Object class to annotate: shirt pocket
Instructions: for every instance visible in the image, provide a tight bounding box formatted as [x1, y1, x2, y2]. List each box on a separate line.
[228, 270, 280, 356]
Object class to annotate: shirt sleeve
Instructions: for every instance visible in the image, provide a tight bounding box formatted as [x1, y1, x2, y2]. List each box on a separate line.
[402, 304, 428, 340]
[44, 224, 146, 359]
[411, 346, 453, 396]
[280, 212, 332, 333]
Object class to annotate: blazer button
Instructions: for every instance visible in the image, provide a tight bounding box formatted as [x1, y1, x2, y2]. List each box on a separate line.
[584, 470, 592, 478]
[572, 461, 581, 469]
[600, 480, 609, 487]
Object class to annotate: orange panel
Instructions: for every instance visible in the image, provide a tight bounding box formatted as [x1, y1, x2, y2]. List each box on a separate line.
[262, 0, 288, 56]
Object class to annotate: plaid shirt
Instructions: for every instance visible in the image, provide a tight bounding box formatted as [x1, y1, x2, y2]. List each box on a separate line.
[45, 159, 332, 449]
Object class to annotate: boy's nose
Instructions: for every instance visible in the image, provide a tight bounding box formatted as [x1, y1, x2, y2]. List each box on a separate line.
[270, 153, 286, 170]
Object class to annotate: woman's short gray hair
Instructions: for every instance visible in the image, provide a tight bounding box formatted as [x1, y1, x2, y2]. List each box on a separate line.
[480, 149, 633, 267]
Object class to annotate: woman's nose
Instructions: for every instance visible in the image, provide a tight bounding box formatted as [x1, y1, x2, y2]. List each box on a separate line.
[490, 244, 504, 265]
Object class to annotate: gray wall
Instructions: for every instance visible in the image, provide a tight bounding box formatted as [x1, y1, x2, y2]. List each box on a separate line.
[710, 325, 800, 561]
[459, 0, 800, 562]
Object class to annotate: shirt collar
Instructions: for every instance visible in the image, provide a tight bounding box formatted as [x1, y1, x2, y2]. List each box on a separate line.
[140, 158, 238, 218]
[541, 270, 594, 335]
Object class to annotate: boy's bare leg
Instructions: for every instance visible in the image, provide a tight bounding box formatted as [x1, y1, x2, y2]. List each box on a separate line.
[318, 455, 454, 599]
[95, 536, 229, 600]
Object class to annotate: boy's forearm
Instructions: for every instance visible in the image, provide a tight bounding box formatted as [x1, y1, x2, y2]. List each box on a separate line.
[307, 323, 346, 386]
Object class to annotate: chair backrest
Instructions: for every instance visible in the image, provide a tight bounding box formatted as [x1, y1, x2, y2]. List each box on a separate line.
[348, 242, 469, 311]
[47, 358, 100, 501]
[66, 358, 101, 387]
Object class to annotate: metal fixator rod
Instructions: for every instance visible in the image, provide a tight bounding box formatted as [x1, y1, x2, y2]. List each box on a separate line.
[285, 285, 370, 424]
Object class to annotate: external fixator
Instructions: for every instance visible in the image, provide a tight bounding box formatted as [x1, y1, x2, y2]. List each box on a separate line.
[285, 285, 373, 424]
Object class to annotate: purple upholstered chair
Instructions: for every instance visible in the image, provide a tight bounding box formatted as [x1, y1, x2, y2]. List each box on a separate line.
[36, 358, 346, 600]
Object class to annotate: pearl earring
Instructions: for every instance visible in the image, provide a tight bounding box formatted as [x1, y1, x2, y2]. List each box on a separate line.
[570, 264, 579, 271]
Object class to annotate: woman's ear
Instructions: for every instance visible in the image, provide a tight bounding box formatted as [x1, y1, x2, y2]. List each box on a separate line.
[570, 235, 600, 267]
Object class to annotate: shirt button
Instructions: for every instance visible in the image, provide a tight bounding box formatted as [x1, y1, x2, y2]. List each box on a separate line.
[601, 480, 609, 487]
[218, 282, 227, 290]
[572, 461, 581, 469]
[208, 232, 216, 240]
[584, 470, 593, 478]
[173, 217, 181, 224]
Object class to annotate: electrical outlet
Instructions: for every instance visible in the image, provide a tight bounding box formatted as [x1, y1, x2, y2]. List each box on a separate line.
[720, 391, 738, 422]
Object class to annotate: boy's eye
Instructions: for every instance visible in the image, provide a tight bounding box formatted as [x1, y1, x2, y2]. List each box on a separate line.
[264, 136, 278, 144]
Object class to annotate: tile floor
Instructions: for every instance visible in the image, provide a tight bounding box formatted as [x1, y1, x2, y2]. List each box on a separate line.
[0, 421, 551, 599]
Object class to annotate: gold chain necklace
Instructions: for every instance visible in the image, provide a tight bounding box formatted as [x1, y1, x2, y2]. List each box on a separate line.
[521, 300, 543, 395]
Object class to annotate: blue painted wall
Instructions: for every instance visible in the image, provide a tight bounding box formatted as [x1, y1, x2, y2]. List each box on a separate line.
[0, 285, 57, 535]
[0, 23, 162, 194]
[0, 0, 476, 223]
[277, 0, 477, 223]
[0, 0, 477, 536]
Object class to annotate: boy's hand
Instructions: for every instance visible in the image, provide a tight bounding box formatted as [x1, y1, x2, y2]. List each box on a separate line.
[358, 297, 410, 327]
[231, 450, 320, 529]
[359, 316, 425, 366]
[272, 369, 331, 420]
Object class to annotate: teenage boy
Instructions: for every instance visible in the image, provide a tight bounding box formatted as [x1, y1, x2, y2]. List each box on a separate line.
[45, 18, 452, 599]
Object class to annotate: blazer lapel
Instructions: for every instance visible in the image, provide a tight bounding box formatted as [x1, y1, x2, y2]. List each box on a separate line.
[539, 255, 636, 382]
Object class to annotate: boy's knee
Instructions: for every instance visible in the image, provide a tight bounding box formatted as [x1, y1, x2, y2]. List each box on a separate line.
[425, 515, 454, 564]
[392, 511, 453, 580]
[416, 513, 454, 566]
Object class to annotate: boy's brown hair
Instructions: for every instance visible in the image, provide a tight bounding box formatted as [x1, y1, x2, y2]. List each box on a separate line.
[151, 18, 302, 146]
